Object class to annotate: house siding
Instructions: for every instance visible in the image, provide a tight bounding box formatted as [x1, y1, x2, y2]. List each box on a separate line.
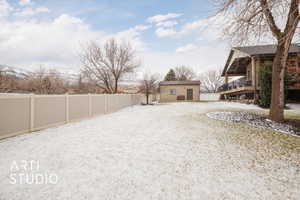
[254, 54, 300, 89]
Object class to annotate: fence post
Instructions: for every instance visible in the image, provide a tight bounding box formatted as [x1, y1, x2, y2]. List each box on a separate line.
[65, 93, 69, 123]
[132, 94, 135, 105]
[88, 93, 92, 117]
[30, 94, 35, 132]
[116, 94, 119, 110]
[104, 94, 108, 114]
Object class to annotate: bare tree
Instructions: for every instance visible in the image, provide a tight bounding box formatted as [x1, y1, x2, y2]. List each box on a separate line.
[72, 72, 103, 94]
[216, 0, 300, 122]
[0, 69, 16, 93]
[199, 69, 224, 93]
[26, 67, 47, 94]
[81, 38, 140, 94]
[139, 72, 159, 104]
[26, 67, 67, 94]
[174, 66, 196, 81]
[0, 75, 16, 93]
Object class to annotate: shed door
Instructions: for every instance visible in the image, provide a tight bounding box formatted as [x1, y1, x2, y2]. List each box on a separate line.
[187, 89, 193, 100]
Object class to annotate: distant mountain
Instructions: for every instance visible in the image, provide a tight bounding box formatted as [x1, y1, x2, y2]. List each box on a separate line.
[0, 65, 30, 79]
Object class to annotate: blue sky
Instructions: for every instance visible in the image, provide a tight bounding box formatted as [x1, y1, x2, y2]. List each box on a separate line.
[35, 0, 213, 29]
[1, 0, 230, 75]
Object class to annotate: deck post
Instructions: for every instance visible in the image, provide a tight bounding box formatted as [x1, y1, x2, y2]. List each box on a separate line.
[251, 56, 259, 103]
[225, 74, 228, 84]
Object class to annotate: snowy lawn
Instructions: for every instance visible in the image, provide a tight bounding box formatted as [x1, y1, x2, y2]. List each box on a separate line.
[0, 102, 300, 200]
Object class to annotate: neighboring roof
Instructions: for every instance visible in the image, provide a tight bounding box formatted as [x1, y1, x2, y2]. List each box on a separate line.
[159, 80, 201, 86]
[233, 43, 300, 56]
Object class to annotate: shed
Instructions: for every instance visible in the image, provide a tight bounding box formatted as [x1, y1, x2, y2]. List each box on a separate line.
[159, 81, 201, 102]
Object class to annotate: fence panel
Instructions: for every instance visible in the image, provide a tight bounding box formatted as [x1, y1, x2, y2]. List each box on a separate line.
[200, 93, 220, 101]
[34, 95, 66, 130]
[119, 94, 131, 109]
[132, 95, 142, 105]
[69, 95, 89, 121]
[0, 94, 142, 140]
[91, 95, 106, 116]
[106, 95, 117, 113]
[0, 96, 31, 138]
[125, 95, 132, 107]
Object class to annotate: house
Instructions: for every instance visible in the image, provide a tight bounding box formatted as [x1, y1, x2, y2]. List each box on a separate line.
[159, 81, 200, 102]
[219, 44, 300, 102]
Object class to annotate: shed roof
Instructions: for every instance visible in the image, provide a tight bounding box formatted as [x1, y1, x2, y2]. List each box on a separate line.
[159, 80, 200, 86]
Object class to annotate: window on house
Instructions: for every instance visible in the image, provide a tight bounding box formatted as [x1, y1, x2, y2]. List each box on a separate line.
[169, 89, 176, 95]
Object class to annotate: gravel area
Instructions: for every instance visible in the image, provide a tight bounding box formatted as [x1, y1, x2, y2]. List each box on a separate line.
[207, 111, 300, 137]
[0, 102, 299, 200]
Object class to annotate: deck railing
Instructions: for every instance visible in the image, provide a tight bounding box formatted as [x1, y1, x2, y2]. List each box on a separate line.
[218, 77, 252, 92]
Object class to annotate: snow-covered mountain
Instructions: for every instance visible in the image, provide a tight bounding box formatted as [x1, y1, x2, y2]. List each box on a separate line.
[0, 65, 30, 79]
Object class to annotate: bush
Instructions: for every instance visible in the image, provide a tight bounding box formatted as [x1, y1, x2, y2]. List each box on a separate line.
[259, 64, 289, 108]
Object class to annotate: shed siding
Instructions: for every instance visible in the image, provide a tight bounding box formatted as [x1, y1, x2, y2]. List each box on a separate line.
[160, 85, 200, 102]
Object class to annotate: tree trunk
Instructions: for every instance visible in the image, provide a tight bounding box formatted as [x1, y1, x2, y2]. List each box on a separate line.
[146, 93, 149, 104]
[114, 79, 118, 94]
[269, 44, 286, 122]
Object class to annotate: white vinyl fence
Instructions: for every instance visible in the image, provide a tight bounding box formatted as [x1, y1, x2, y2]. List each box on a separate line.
[0, 94, 143, 140]
[200, 93, 220, 101]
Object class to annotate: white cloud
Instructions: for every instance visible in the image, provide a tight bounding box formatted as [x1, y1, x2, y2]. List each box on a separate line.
[179, 16, 223, 41]
[0, 0, 13, 18]
[0, 6, 145, 71]
[19, 0, 32, 6]
[133, 25, 151, 31]
[155, 27, 177, 37]
[0, 15, 100, 70]
[111, 27, 146, 51]
[182, 18, 209, 32]
[140, 43, 229, 75]
[0, 1, 230, 76]
[53, 14, 83, 26]
[156, 20, 178, 27]
[141, 14, 230, 73]
[15, 6, 50, 17]
[36, 7, 50, 13]
[176, 44, 197, 53]
[147, 13, 183, 23]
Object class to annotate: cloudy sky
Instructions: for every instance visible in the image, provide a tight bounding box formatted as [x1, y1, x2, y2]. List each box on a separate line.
[0, 0, 232, 75]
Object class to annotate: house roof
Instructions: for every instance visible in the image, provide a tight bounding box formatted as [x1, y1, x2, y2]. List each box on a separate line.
[233, 44, 300, 56]
[222, 43, 300, 76]
[159, 80, 201, 86]
[225, 57, 251, 76]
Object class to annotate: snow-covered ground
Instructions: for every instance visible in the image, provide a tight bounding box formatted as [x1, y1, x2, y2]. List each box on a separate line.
[288, 103, 300, 115]
[0, 102, 299, 200]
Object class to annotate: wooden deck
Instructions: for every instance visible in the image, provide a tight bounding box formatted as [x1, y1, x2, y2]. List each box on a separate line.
[219, 86, 255, 95]
[219, 85, 299, 95]
[289, 85, 300, 90]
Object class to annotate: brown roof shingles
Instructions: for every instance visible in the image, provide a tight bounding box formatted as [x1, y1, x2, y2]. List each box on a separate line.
[233, 43, 300, 56]
[159, 80, 201, 86]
